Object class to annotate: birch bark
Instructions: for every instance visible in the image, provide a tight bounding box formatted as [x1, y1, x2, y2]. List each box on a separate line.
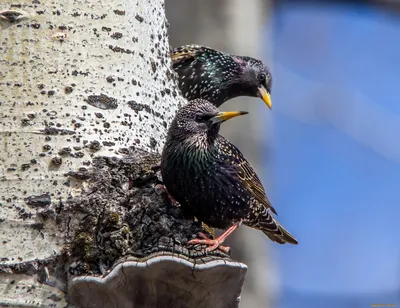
[0, 0, 185, 306]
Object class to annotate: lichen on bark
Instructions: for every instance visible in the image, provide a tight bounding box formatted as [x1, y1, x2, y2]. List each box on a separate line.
[62, 149, 228, 279]
[1, 149, 232, 306]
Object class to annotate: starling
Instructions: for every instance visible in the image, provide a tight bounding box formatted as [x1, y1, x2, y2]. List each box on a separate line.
[161, 99, 298, 252]
[171, 45, 272, 108]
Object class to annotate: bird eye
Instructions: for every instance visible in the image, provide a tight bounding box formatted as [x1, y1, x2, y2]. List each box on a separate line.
[195, 114, 207, 122]
[195, 114, 213, 122]
[258, 73, 266, 82]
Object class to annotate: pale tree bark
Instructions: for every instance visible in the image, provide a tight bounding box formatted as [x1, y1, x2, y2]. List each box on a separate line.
[0, 1, 246, 307]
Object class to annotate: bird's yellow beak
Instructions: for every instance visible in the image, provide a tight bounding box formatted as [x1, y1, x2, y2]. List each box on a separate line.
[210, 111, 248, 124]
[258, 86, 272, 109]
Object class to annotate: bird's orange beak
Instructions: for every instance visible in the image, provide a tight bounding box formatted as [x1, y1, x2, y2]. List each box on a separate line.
[210, 111, 248, 124]
[258, 86, 272, 109]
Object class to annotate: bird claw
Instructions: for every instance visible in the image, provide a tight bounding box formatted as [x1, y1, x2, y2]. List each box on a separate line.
[188, 232, 231, 254]
[154, 184, 180, 207]
[154, 183, 167, 195]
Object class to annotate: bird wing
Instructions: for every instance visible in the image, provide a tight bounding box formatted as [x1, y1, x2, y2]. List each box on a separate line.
[220, 139, 278, 215]
[171, 45, 208, 64]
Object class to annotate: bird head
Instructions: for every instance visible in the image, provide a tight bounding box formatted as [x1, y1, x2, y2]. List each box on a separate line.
[234, 57, 272, 109]
[171, 99, 248, 138]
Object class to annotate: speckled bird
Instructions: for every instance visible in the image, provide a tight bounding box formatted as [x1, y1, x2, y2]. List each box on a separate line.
[171, 45, 272, 109]
[161, 99, 297, 252]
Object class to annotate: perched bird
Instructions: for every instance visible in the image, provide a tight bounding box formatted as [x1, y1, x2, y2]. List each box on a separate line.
[161, 99, 298, 252]
[171, 45, 272, 109]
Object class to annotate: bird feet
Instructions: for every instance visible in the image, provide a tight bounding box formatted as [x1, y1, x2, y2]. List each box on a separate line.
[154, 184, 180, 207]
[188, 232, 231, 255]
[188, 222, 241, 255]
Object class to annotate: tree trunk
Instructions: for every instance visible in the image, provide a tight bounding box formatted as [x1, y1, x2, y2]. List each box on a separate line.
[0, 1, 246, 307]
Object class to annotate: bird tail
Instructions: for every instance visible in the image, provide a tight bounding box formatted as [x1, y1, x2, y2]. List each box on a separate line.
[258, 212, 298, 245]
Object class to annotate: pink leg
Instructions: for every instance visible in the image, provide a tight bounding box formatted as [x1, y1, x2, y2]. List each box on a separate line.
[155, 184, 179, 206]
[188, 220, 242, 253]
[191, 232, 231, 254]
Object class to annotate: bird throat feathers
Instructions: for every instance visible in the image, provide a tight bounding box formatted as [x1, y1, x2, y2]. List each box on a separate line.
[182, 130, 219, 156]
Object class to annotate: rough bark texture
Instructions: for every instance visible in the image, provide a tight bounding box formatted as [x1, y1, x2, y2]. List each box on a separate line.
[0, 0, 246, 307]
[0, 0, 181, 262]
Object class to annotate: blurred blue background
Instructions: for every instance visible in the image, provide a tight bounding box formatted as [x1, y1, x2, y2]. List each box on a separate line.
[268, 1, 400, 307]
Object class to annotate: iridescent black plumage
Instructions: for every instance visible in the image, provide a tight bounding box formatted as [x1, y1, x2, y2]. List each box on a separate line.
[161, 99, 297, 251]
[171, 45, 272, 108]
